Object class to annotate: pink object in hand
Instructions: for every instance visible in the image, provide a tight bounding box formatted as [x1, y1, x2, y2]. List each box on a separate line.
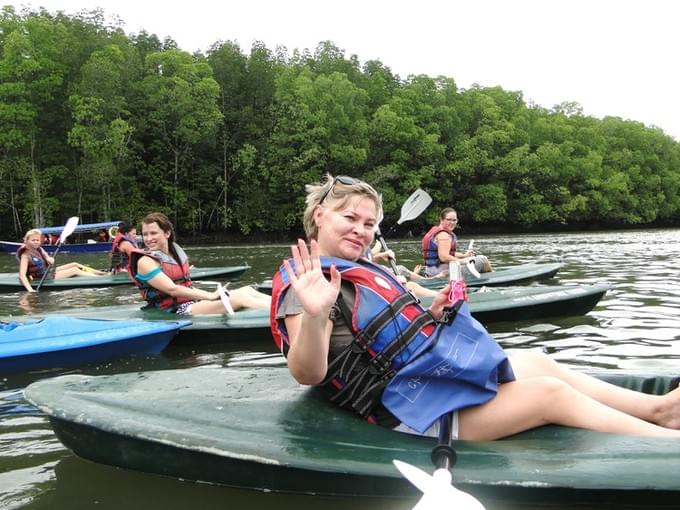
[448, 279, 468, 303]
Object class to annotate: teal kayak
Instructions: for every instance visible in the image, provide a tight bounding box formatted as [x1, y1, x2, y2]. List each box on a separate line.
[24, 365, 680, 506]
[256, 262, 563, 294]
[1, 317, 190, 372]
[0, 265, 250, 292]
[13, 284, 608, 345]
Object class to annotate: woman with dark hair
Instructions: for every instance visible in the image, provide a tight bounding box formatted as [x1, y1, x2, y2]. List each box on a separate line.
[270, 174, 680, 440]
[128, 212, 270, 314]
[421, 207, 492, 278]
[110, 221, 139, 273]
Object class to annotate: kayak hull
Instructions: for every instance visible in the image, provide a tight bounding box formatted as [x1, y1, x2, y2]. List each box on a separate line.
[417, 262, 563, 289]
[0, 265, 250, 292]
[25, 366, 680, 506]
[0, 317, 190, 372]
[13, 284, 608, 345]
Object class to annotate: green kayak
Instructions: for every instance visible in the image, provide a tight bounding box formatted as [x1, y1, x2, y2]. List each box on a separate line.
[15, 284, 608, 345]
[256, 262, 563, 294]
[416, 262, 563, 289]
[0, 265, 250, 292]
[24, 366, 680, 506]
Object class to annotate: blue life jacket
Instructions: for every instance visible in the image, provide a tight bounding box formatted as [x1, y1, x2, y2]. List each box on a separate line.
[270, 256, 515, 432]
[422, 225, 457, 268]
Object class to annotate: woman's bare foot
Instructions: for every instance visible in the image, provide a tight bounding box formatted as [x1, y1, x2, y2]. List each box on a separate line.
[653, 383, 680, 429]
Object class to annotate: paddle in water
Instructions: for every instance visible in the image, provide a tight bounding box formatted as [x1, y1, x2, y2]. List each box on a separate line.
[393, 262, 486, 510]
[35, 216, 79, 291]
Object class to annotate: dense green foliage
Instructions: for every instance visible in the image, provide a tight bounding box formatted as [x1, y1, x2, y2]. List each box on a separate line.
[1, 6, 679, 240]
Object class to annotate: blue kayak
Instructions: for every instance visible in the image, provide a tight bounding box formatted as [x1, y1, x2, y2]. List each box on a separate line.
[0, 317, 191, 372]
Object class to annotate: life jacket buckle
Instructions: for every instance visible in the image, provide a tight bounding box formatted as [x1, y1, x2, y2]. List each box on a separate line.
[368, 353, 390, 375]
[352, 331, 370, 352]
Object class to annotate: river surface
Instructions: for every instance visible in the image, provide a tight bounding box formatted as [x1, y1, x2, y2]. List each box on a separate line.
[1, 229, 679, 509]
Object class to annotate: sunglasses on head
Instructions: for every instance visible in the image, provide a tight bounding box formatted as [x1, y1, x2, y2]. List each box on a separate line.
[318, 175, 360, 204]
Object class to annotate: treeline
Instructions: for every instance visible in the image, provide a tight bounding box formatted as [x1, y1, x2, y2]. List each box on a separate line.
[2, 6, 679, 241]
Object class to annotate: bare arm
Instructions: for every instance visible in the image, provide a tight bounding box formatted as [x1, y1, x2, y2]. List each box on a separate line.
[18, 254, 35, 292]
[119, 240, 135, 256]
[137, 256, 219, 301]
[283, 239, 341, 385]
[436, 233, 472, 263]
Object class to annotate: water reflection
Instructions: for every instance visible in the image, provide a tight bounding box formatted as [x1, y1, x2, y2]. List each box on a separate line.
[1, 229, 680, 510]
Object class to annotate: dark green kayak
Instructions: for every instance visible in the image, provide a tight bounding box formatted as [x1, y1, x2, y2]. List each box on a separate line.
[416, 262, 563, 289]
[256, 262, 563, 294]
[16, 284, 608, 345]
[0, 266, 250, 292]
[24, 366, 680, 506]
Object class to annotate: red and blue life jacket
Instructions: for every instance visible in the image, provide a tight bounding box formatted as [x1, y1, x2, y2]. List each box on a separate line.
[111, 232, 139, 273]
[421, 225, 456, 268]
[16, 245, 51, 279]
[270, 256, 514, 433]
[128, 244, 192, 311]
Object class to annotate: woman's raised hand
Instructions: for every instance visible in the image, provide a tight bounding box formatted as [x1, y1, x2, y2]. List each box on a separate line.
[284, 239, 341, 317]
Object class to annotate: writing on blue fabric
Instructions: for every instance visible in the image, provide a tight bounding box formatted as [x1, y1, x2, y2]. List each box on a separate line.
[382, 302, 515, 434]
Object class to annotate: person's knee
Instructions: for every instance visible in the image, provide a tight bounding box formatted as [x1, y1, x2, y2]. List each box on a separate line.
[531, 376, 574, 408]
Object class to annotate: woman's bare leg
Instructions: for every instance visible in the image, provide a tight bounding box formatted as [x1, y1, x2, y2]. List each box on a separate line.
[458, 376, 680, 440]
[228, 286, 271, 309]
[508, 350, 680, 428]
[54, 266, 105, 279]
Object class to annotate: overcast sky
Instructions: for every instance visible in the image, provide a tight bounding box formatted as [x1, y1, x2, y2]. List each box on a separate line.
[7, 0, 680, 140]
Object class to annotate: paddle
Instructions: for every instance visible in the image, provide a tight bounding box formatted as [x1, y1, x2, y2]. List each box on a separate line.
[374, 188, 432, 275]
[216, 283, 234, 315]
[393, 262, 486, 510]
[35, 216, 79, 291]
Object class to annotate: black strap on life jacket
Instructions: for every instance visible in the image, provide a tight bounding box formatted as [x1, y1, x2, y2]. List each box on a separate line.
[319, 287, 436, 420]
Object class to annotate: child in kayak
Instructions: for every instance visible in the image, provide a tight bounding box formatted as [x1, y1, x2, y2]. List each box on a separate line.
[128, 212, 270, 314]
[17, 229, 108, 292]
[271, 174, 680, 439]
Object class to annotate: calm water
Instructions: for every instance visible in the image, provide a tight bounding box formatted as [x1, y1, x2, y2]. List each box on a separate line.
[1, 229, 680, 509]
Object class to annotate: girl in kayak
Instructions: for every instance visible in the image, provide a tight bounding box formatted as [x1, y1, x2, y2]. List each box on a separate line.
[271, 174, 680, 439]
[17, 229, 108, 292]
[129, 212, 270, 314]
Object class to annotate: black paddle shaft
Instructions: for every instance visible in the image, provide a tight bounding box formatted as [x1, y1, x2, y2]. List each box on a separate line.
[431, 412, 457, 471]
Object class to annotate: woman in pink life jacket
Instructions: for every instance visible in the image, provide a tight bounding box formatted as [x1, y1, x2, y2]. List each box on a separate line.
[271, 174, 680, 439]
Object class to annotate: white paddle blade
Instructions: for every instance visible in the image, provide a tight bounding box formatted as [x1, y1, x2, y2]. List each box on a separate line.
[58, 216, 80, 244]
[466, 259, 481, 279]
[217, 284, 234, 315]
[467, 240, 474, 252]
[397, 188, 432, 224]
[393, 461, 486, 510]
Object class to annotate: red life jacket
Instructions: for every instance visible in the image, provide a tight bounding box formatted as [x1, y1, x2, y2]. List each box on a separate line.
[421, 225, 456, 267]
[128, 244, 193, 311]
[111, 232, 139, 272]
[16, 245, 52, 279]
